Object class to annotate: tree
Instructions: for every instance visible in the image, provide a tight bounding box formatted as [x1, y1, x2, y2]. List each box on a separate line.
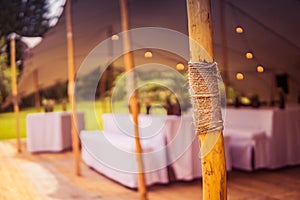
[0, 38, 11, 105]
[0, 0, 50, 108]
[0, 0, 49, 38]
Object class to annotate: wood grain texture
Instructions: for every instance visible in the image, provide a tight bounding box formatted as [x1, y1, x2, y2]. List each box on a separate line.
[186, 0, 227, 199]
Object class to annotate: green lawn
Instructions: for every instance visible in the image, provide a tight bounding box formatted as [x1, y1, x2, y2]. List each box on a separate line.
[0, 99, 160, 140]
[0, 107, 36, 140]
[0, 101, 106, 140]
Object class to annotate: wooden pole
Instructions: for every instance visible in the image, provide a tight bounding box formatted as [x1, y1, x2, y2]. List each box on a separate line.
[186, 0, 227, 199]
[33, 70, 41, 112]
[119, 0, 148, 200]
[65, 0, 80, 176]
[99, 26, 112, 113]
[10, 33, 21, 153]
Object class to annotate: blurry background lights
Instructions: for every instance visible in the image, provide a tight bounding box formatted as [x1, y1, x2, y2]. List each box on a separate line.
[144, 50, 153, 58]
[235, 26, 244, 33]
[111, 34, 119, 41]
[246, 52, 253, 59]
[236, 72, 244, 80]
[176, 63, 185, 70]
[257, 65, 264, 73]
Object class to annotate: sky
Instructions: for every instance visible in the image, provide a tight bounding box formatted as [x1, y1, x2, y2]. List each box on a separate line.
[23, 0, 66, 48]
[47, 0, 66, 27]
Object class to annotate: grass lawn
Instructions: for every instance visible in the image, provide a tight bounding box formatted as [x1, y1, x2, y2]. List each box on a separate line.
[0, 101, 106, 140]
[0, 107, 36, 140]
[0, 99, 161, 140]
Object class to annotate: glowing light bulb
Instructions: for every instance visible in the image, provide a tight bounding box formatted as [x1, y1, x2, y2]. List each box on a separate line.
[176, 63, 185, 70]
[144, 50, 152, 58]
[111, 35, 119, 41]
[236, 72, 244, 80]
[257, 65, 264, 73]
[246, 52, 253, 59]
[235, 26, 244, 33]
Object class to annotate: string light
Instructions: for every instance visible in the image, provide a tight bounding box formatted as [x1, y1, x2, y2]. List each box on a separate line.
[245, 52, 253, 59]
[111, 34, 119, 41]
[236, 72, 244, 80]
[176, 63, 185, 70]
[144, 50, 153, 58]
[257, 65, 264, 73]
[235, 26, 244, 33]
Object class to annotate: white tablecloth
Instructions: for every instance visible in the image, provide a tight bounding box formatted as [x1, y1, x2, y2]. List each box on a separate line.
[95, 114, 232, 184]
[80, 130, 169, 188]
[27, 112, 85, 152]
[161, 115, 232, 180]
[223, 128, 267, 170]
[224, 107, 300, 169]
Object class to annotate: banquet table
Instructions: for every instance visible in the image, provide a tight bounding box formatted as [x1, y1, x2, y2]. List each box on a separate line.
[224, 106, 300, 170]
[80, 113, 232, 188]
[160, 115, 232, 180]
[27, 112, 85, 152]
[81, 130, 169, 188]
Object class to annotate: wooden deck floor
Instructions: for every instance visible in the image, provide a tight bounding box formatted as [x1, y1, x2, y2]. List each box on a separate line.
[1, 139, 300, 200]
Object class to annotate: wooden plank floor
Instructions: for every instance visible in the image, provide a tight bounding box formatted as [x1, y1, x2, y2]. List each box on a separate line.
[1, 139, 300, 200]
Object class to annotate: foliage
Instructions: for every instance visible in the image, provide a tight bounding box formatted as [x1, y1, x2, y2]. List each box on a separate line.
[75, 65, 118, 101]
[75, 68, 101, 101]
[0, 0, 50, 108]
[0, 0, 49, 38]
[112, 70, 191, 111]
[0, 38, 11, 105]
[41, 81, 68, 102]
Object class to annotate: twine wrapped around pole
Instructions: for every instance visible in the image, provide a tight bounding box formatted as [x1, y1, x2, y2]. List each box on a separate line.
[188, 62, 227, 199]
[189, 62, 223, 135]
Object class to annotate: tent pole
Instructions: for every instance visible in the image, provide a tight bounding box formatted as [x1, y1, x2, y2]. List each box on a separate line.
[99, 26, 113, 113]
[65, 0, 81, 176]
[33, 70, 41, 112]
[119, 0, 148, 200]
[186, 0, 227, 199]
[10, 33, 21, 153]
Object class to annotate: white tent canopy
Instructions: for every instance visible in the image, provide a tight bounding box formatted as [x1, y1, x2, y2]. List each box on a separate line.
[18, 0, 300, 103]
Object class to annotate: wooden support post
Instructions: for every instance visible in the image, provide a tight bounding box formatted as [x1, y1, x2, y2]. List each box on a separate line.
[186, 0, 227, 199]
[119, 0, 148, 200]
[99, 26, 113, 113]
[33, 70, 41, 112]
[65, 0, 81, 176]
[10, 34, 21, 153]
[100, 66, 107, 113]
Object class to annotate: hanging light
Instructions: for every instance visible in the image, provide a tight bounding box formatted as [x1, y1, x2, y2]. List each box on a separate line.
[257, 65, 264, 73]
[176, 63, 185, 70]
[245, 52, 253, 59]
[235, 26, 244, 34]
[111, 34, 119, 41]
[236, 72, 244, 80]
[144, 50, 153, 58]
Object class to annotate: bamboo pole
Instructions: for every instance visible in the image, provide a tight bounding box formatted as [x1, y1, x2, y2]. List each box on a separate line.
[99, 26, 113, 113]
[186, 0, 227, 199]
[65, 0, 80, 176]
[100, 65, 107, 113]
[33, 70, 41, 112]
[119, 0, 148, 199]
[9, 33, 21, 153]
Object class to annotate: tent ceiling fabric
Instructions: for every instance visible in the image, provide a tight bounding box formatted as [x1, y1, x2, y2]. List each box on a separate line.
[18, 0, 300, 102]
